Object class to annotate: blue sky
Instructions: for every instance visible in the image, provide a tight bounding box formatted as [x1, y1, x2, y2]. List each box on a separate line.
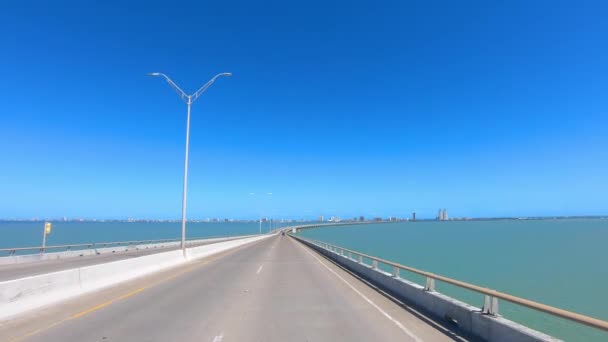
[1, 1, 607, 220]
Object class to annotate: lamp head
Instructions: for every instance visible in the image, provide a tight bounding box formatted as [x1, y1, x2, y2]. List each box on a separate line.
[147, 72, 162, 76]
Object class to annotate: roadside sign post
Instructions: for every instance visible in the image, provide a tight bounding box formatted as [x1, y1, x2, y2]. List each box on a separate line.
[42, 222, 52, 253]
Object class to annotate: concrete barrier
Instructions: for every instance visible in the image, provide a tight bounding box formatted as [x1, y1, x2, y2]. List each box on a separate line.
[187, 235, 267, 260]
[0, 236, 254, 266]
[296, 237, 560, 342]
[0, 234, 271, 320]
[0, 269, 83, 320]
[79, 250, 185, 292]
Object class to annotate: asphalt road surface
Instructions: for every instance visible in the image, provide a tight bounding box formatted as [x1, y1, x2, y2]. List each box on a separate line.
[1, 235, 472, 342]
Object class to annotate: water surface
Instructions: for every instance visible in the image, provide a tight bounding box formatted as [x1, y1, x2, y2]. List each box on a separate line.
[298, 219, 608, 341]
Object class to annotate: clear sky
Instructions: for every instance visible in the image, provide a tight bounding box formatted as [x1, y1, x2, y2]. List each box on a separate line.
[1, 1, 607, 220]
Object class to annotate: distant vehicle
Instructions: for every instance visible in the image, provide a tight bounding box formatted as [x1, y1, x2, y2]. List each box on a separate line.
[281, 231, 285, 236]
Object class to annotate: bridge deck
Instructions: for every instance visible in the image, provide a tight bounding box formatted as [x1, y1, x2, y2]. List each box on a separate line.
[1, 235, 472, 342]
[0, 237, 244, 282]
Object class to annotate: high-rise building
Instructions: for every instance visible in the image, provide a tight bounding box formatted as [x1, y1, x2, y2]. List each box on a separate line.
[437, 209, 449, 221]
[319, 215, 324, 222]
[412, 212, 416, 221]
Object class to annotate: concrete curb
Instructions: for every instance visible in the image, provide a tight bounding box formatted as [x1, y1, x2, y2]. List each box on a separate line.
[0, 234, 271, 320]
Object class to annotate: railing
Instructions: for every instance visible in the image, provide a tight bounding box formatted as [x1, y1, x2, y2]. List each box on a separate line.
[0, 235, 245, 257]
[291, 234, 608, 333]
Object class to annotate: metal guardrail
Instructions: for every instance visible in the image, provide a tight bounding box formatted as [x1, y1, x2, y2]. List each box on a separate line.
[0, 235, 242, 257]
[291, 233, 608, 333]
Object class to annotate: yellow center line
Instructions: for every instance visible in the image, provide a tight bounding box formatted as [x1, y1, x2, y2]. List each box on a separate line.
[68, 286, 148, 320]
[116, 286, 147, 301]
[71, 301, 114, 319]
[9, 319, 71, 342]
[63, 261, 207, 323]
[9, 240, 262, 342]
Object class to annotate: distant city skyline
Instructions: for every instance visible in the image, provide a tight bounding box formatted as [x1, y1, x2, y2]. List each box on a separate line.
[1, 2, 607, 220]
[4, 213, 608, 223]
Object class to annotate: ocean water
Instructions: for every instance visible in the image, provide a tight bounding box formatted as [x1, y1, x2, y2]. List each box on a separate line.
[298, 219, 608, 342]
[0, 221, 286, 250]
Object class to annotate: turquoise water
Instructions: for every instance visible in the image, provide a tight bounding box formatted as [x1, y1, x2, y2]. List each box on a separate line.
[298, 219, 608, 341]
[0, 221, 287, 250]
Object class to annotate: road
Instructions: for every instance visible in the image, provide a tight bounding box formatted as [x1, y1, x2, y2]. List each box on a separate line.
[0, 237, 244, 281]
[1, 235, 472, 342]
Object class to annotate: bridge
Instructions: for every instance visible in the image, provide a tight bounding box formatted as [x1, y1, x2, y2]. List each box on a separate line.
[1, 225, 607, 341]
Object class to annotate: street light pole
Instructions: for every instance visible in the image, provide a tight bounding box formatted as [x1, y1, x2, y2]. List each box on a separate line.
[180, 96, 192, 254]
[149, 72, 232, 258]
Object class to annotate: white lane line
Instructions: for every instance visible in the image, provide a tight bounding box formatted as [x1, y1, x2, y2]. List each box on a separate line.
[212, 333, 224, 342]
[256, 264, 264, 274]
[296, 241, 423, 342]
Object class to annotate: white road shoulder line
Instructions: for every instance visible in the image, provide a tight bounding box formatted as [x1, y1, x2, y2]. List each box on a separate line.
[256, 264, 264, 274]
[295, 240, 423, 342]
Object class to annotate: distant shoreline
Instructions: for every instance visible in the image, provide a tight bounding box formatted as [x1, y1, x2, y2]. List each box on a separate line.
[0, 215, 606, 224]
